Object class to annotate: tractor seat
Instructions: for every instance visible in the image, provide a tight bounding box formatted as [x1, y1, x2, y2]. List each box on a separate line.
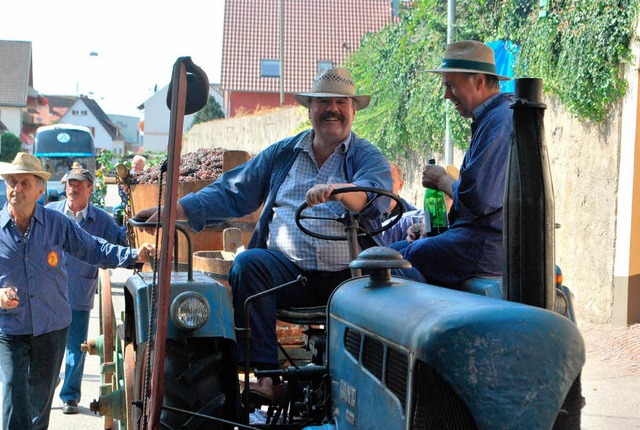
[457, 276, 503, 299]
[276, 306, 327, 325]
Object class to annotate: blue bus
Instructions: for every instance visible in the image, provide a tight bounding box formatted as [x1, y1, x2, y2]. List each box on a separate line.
[34, 124, 96, 202]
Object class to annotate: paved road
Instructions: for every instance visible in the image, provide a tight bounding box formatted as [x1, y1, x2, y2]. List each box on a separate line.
[2, 267, 639, 429]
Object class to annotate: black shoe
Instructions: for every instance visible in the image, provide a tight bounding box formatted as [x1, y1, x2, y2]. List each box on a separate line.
[62, 401, 79, 414]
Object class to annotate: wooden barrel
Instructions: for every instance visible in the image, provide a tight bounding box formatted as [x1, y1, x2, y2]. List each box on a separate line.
[192, 250, 235, 288]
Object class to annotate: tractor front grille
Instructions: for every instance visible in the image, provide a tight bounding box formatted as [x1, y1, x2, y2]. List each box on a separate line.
[411, 360, 476, 430]
[343, 327, 409, 410]
[344, 328, 361, 359]
[362, 337, 384, 379]
[386, 347, 408, 409]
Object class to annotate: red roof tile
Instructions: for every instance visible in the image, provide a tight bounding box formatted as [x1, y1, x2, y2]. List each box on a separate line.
[222, 0, 392, 93]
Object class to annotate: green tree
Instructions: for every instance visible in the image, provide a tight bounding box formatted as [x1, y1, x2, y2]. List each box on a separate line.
[0, 132, 23, 162]
[346, 0, 637, 158]
[192, 95, 225, 125]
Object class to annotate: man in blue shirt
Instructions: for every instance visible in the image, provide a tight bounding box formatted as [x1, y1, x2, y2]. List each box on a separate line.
[397, 40, 514, 287]
[0, 153, 152, 430]
[136, 68, 392, 404]
[47, 168, 127, 415]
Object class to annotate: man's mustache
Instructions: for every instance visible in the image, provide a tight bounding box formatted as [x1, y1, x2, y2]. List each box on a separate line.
[321, 112, 343, 121]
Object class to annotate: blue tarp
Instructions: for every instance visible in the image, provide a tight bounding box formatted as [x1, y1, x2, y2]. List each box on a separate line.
[487, 40, 519, 93]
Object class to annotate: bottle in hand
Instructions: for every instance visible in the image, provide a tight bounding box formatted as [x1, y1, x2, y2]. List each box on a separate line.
[424, 159, 448, 236]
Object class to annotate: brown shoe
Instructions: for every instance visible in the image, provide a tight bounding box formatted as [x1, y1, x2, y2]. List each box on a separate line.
[248, 377, 286, 405]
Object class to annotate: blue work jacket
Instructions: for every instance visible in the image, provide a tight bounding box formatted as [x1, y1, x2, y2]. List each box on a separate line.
[46, 200, 127, 311]
[0, 204, 138, 336]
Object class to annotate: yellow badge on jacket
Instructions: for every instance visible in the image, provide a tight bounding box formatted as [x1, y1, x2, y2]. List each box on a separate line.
[47, 251, 58, 267]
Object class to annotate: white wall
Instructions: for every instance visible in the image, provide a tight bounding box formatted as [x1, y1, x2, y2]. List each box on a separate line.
[0, 107, 23, 137]
[141, 85, 195, 153]
[60, 99, 115, 152]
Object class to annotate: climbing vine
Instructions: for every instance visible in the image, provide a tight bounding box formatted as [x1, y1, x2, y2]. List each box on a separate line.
[347, 0, 638, 157]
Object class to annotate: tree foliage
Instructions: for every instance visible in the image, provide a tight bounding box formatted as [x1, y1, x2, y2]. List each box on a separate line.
[347, 0, 637, 158]
[515, 0, 637, 122]
[0, 133, 23, 162]
[192, 95, 225, 125]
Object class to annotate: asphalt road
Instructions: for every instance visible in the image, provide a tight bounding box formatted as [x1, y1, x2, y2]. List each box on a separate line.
[5, 280, 638, 430]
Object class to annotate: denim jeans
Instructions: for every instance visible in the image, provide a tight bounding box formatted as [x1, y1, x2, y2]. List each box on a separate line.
[0, 326, 69, 430]
[59, 310, 90, 403]
[228, 248, 351, 367]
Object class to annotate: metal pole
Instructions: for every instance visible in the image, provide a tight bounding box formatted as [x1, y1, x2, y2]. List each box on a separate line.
[444, 0, 455, 164]
[279, 0, 285, 105]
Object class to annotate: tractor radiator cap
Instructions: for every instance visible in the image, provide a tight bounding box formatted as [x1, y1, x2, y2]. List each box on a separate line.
[350, 246, 411, 270]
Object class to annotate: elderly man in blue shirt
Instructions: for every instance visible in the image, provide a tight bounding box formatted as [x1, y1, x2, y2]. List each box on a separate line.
[0, 153, 152, 430]
[47, 167, 127, 415]
[136, 67, 392, 404]
[396, 40, 514, 287]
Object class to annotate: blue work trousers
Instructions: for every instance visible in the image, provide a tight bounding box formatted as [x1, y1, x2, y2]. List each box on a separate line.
[0, 326, 69, 430]
[59, 310, 91, 403]
[228, 248, 350, 368]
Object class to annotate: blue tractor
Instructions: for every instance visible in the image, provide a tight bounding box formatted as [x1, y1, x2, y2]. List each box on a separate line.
[89, 69, 584, 429]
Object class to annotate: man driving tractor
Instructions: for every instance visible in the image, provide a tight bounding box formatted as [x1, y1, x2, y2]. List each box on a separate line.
[135, 67, 392, 404]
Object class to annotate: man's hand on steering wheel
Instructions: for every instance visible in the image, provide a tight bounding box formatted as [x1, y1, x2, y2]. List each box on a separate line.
[296, 186, 404, 241]
[306, 183, 367, 211]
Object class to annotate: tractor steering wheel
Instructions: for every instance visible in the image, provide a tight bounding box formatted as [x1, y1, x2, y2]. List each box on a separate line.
[294, 186, 404, 241]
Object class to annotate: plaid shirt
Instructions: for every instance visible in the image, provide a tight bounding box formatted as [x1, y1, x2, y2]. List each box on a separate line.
[267, 132, 351, 271]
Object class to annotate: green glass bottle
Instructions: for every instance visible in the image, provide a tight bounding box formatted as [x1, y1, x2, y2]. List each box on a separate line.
[423, 159, 448, 236]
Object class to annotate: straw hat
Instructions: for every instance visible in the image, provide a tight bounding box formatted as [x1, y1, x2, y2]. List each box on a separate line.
[0, 152, 51, 181]
[294, 68, 371, 110]
[428, 40, 511, 81]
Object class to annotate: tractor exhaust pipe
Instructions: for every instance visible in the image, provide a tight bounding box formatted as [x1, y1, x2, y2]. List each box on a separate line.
[503, 78, 556, 310]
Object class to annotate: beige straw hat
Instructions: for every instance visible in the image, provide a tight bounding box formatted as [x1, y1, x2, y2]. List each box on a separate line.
[428, 40, 511, 81]
[294, 68, 371, 110]
[0, 152, 51, 181]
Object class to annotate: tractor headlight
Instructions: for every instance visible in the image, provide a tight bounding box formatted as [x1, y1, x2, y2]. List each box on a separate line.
[170, 292, 210, 331]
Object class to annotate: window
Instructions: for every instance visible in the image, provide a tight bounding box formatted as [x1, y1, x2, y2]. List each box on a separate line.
[317, 61, 333, 74]
[261, 59, 281, 78]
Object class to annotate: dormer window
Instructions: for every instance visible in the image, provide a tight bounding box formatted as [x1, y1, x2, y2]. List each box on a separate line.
[317, 61, 333, 74]
[260, 59, 281, 78]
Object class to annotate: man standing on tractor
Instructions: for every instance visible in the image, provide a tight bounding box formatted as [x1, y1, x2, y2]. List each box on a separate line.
[135, 67, 392, 405]
[47, 167, 127, 415]
[0, 153, 152, 430]
[395, 40, 514, 287]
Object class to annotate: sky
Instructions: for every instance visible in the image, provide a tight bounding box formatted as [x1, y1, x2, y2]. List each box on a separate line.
[2, 1, 225, 118]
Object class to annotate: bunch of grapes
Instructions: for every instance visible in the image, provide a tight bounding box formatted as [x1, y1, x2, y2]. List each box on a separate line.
[128, 148, 228, 184]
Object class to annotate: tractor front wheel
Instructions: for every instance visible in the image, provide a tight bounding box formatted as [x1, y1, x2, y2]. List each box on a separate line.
[160, 338, 228, 430]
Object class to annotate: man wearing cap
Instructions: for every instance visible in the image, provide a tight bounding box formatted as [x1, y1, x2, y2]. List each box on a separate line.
[397, 40, 514, 287]
[135, 67, 391, 404]
[0, 153, 152, 429]
[46, 167, 127, 415]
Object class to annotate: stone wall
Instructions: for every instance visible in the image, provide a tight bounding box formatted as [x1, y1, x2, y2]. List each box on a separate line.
[182, 107, 308, 155]
[546, 97, 619, 323]
[183, 101, 620, 323]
